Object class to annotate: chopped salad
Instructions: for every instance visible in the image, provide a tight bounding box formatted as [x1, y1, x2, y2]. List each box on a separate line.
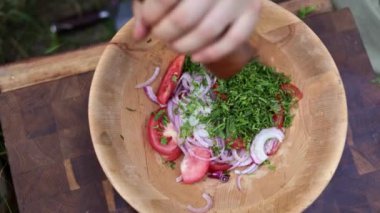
[135, 55, 302, 212]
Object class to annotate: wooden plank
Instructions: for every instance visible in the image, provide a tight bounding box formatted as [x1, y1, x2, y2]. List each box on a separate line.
[0, 44, 106, 93]
[0, 71, 134, 212]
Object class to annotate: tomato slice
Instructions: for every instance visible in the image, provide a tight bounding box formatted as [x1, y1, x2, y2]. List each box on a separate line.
[281, 83, 303, 100]
[162, 148, 182, 161]
[212, 82, 227, 101]
[180, 147, 211, 184]
[147, 109, 181, 156]
[273, 108, 284, 128]
[157, 55, 185, 105]
[208, 162, 232, 172]
[226, 138, 245, 149]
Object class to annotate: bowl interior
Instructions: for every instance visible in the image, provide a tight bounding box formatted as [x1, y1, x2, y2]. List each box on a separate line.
[89, 1, 347, 212]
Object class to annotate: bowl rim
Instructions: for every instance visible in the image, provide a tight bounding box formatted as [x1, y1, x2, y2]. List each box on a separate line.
[88, 0, 348, 212]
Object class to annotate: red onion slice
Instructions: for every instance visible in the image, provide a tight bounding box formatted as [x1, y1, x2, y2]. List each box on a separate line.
[264, 138, 275, 154]
[228, 150, 250, 170]
[173, 114, 182, 131]
[200, 74, 212, 97]
[135, 67, 160, 88]
[187, 193, 213, 213]
[193, 74, 203, 82]
[236, 175, 243, 191]
[234, 163, 258, 175]
[167, 99, 175, 122]
[215, 150, 234, 163]
[250, 127, 284, 165]
[193, 133, 211, 148]
[180, 73, 193, 90]
[229, 157, 253, 170]
[179, 143, 188, 156]
[232, 149, 247, 161]
[143, 86, 166, 107]
[176, 175, 183, 183]
[187, 136, 208, 148]
[250, 151, 261, 164]
[143, 86, 158, 103]
[265, 138, 280, 155]
[239, 158, 254, 167]
[185, 143, 222, 161]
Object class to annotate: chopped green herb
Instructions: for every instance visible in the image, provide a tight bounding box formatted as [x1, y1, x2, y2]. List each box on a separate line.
[154, 109, 165, 121]
[263, 160, 270, 165]
[125, 107, 137, 112]
[183, 55, 207, 74]
[201, 78, 208, 86]
[163, 160, 176, 169]
[180, 122, 193, 138]
[179, 103, 185, 111]
[160, 137, 168, 145]
[193, 81, 200, 90]
[268, 164, 276, 171]
[203, 60, 294, 147]
[263, 160, 276, 171]
[225, 140, 233, 150]
[172, 75, 178, 83]
[153, 125, 159, 129]
[211, 144, 221, 156]
[297, 6, 316, 19]
[162, 114, 169, 126]
[174, 107, 179, 115]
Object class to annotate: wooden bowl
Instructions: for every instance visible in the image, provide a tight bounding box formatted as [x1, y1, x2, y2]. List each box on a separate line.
[88, 0, 348, 212]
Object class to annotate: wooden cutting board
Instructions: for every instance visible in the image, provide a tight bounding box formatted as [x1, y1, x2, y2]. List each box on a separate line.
[0, 8, 379, 213]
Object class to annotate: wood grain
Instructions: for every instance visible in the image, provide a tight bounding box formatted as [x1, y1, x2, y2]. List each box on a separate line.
[0, 44, 106, 93]
[88, 0, 347, 212]
[0, 72, 133, 212]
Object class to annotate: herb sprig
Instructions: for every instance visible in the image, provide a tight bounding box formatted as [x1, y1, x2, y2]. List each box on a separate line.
[297, 6, 316, 19]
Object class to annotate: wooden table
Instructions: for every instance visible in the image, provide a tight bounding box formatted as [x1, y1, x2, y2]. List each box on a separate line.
[1, 7, 379, 213]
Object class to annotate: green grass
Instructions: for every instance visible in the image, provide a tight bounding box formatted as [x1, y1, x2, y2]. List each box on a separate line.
[0, 0, 113, 64]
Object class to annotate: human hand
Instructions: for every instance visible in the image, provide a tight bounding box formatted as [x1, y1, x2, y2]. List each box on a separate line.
[133, 0, 261, 63]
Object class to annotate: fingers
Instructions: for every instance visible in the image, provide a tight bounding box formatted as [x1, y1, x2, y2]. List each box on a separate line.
[140, 0, 178, 26]
[171, 0, 249, 53]
[133, 0, 178, 40]
[191, 1, 261, 63]
[133, 0, 149, 40]
[133, 0, 261, 61]
[152, 0, 216, 42]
